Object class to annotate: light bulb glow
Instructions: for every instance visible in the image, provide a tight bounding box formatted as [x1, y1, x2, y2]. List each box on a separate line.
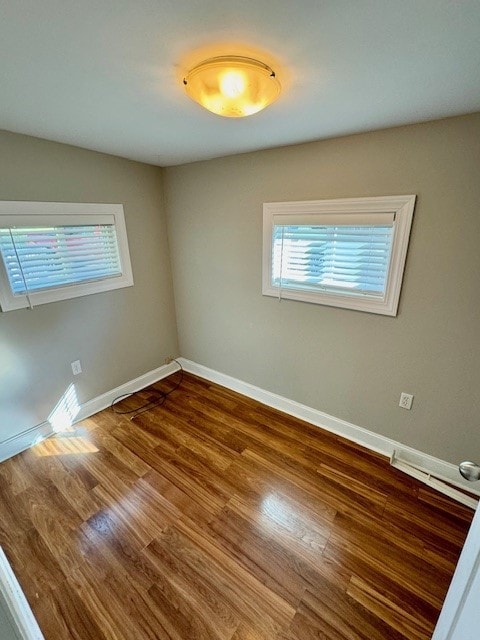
[183, 56, 280, 118]
[219, 70, 246, 98]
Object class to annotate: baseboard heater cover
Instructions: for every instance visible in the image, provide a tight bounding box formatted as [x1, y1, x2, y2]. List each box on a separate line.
[390, 450, 479, 509]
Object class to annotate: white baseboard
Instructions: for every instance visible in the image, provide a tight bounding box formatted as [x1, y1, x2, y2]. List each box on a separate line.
[1, 356, 477, 506]
[178, 358, 480, 503]
[0, 422, 52, 465]
[76, 360, 179, 422]
[0, 547, 44, 639]
[0, 361, 180, 464]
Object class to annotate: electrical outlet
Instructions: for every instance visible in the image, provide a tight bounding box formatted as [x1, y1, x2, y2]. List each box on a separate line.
[399, 392, 413, 410]
[71, 360, 82, 375]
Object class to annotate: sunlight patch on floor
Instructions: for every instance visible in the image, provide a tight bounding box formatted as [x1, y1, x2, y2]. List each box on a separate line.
[32, 435, 98, 457]
[30, 385, 99, 456]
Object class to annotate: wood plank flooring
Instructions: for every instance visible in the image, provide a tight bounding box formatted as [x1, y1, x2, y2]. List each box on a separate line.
[0, 373, 473, 639]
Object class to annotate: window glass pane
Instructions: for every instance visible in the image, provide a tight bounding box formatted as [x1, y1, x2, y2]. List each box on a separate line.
[0, 224, 121, 295]
[272, 224, 393, 297]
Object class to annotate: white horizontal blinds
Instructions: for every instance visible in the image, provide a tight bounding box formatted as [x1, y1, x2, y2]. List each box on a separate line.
[0, 223, 122, 296]
[272, 213, 394, 227]
[272, 213, 395, 298]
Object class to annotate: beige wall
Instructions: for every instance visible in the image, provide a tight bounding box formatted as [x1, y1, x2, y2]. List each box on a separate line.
[165, 113, 480, 465]
[2, 116, 479, 464]
[0, 131, 178, 441]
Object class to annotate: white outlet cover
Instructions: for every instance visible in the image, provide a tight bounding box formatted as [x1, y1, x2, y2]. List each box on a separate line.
[399, 392, 413, 410]
[71, 360, 82, 375]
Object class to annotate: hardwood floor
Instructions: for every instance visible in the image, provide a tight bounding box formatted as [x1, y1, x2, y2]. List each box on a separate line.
[0, 372, 473, 639]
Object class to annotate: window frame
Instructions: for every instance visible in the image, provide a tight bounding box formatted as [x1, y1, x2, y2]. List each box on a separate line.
[0, 201, 134, 312]
[262, 195, 416, 316]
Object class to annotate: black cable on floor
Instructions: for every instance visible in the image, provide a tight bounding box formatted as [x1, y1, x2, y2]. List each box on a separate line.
[111, 359, 183, 420]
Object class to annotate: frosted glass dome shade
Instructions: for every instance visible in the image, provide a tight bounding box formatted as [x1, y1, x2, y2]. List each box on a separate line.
[183, 56, 281, 118]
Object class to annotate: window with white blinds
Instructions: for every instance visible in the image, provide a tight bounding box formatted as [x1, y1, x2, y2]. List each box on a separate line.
[263, 196, 416, 316]
[0, 202, 133, 311]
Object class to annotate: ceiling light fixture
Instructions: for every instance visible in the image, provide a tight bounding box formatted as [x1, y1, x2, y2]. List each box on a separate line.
[183, 56, 281, 118]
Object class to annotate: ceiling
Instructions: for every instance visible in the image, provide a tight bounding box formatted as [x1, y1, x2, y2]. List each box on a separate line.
[1, 1, 479, 166]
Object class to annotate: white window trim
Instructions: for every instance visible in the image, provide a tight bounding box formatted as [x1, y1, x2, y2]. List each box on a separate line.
[0, 201, 134, 312]
[262, 195, 416, 316]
